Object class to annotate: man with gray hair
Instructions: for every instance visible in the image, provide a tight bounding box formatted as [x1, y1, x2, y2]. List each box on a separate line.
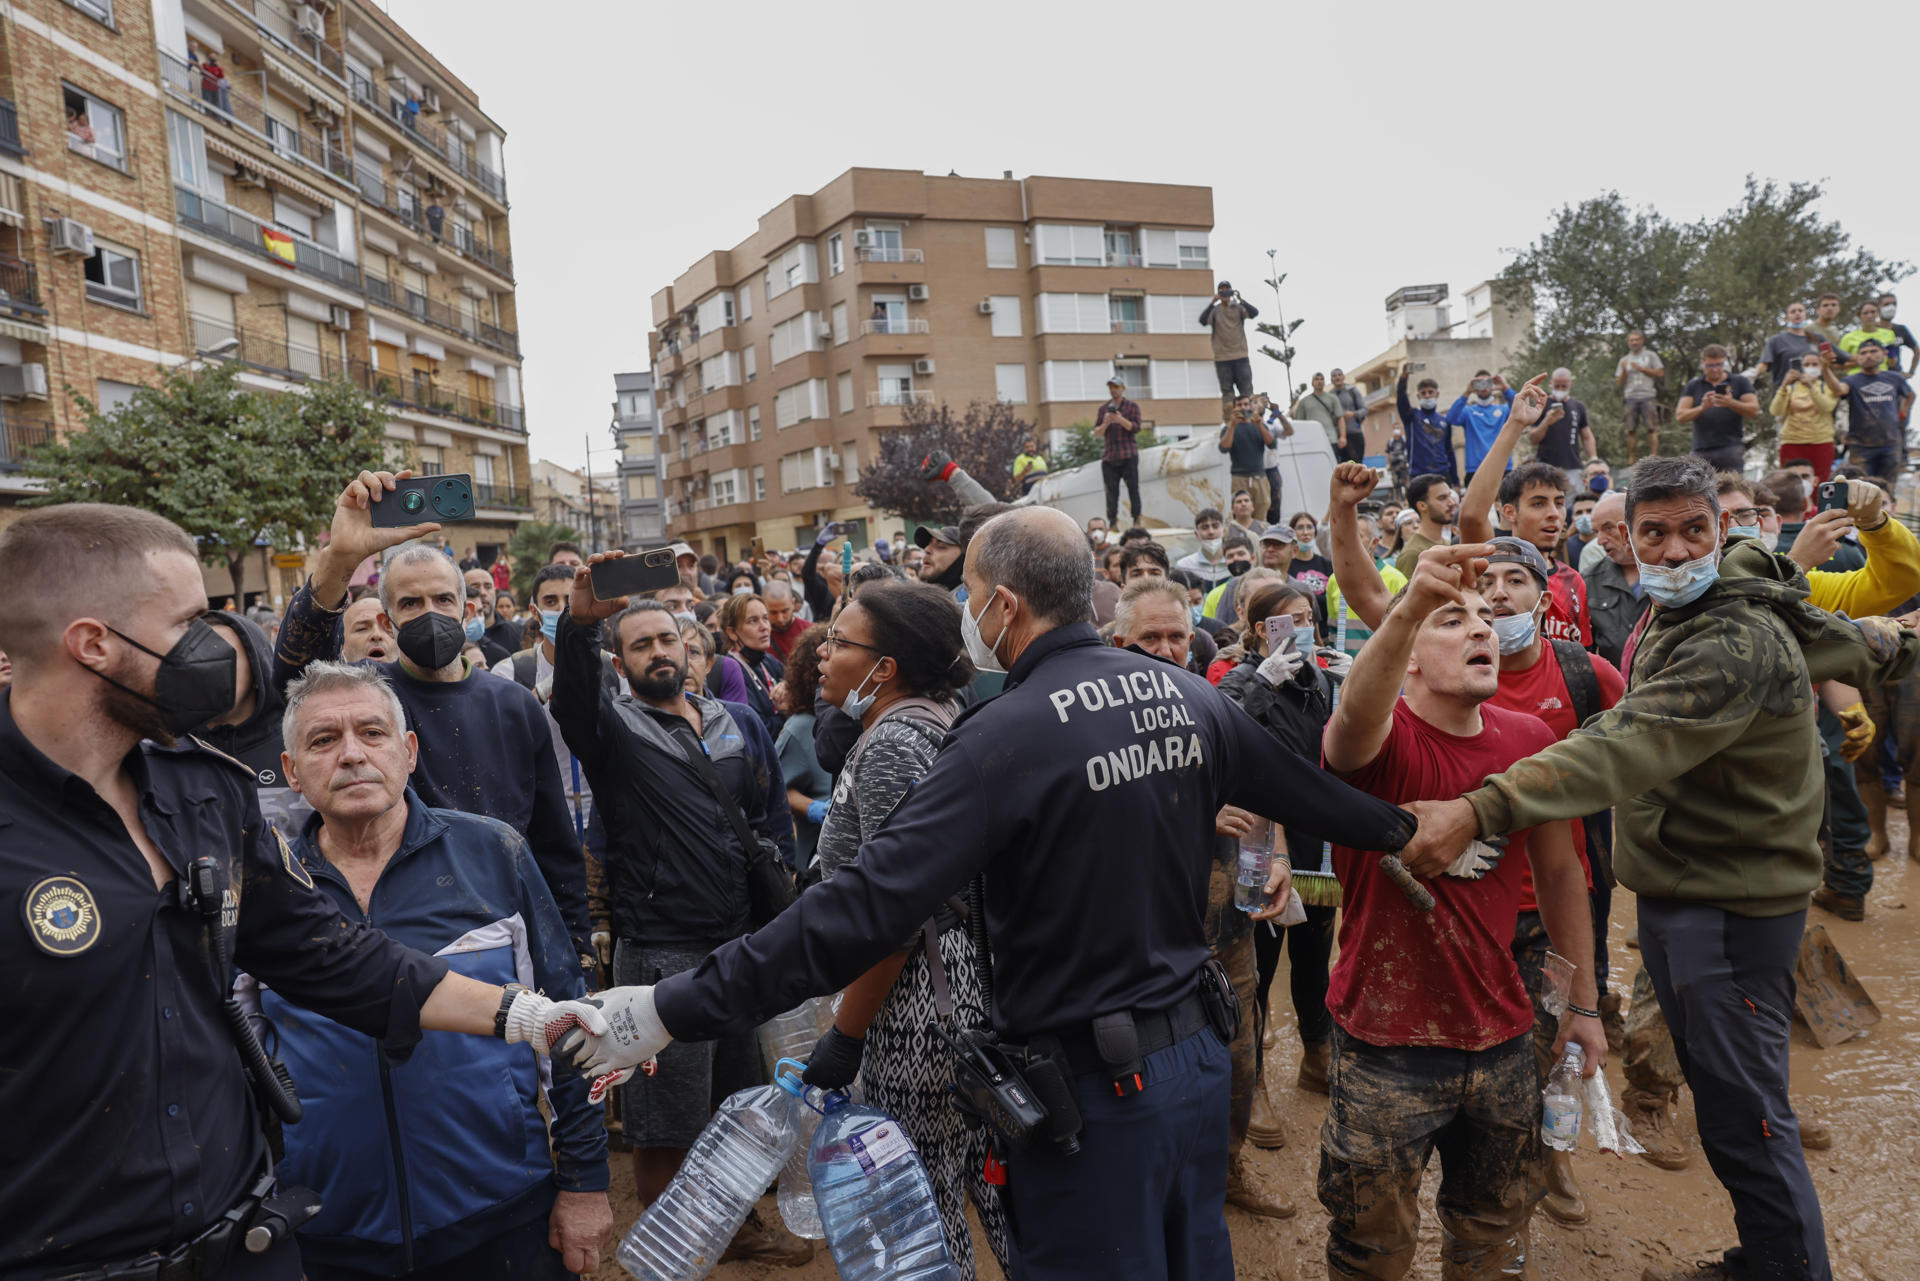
[274, 469, 594, 974]
[1110, 575, 1196, 670]
[1404, 453, 1920, 1281]
[556, 506, 1420, 1279]
[1530, 367, 1594, 484]
[268, 660, 614, 1277]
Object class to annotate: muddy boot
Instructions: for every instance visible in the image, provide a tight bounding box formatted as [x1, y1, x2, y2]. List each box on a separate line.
[1296, 1038, 1330, 1095]
[1540, 1147, 1589, 1225]
[1226, 1148, 1296, 1219]
[1859, 773, 1890, 860]
[1245, 1081, 1287, 1149]
[1622, 1098, 1690, 1171]
[722, 1207, 813, 1265]
[1810, 885, 1865, 922]
[1600, 991, 1627, 1056]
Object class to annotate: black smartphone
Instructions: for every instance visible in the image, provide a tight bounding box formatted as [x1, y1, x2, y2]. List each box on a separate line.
[589, 548, 680, 601]
[370, 474, 475, 527]
[1816, 480, 1848, 514]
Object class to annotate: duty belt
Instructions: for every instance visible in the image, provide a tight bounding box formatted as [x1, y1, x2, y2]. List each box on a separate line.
[49, 1172, 320, 1281]
[1030, 992, 1212, 1094]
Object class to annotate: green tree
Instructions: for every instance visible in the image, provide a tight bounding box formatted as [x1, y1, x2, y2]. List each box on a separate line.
[506, 520, 580, 601]
[1499, 178, 1908, 462]
[24, 362, 390, 601]
[1048, 420, 1166, 470]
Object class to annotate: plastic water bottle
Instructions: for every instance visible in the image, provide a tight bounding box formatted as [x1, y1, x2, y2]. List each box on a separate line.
[757, 996, 834, 1081]
[808, 1092, 960, 1281]
[616, 1080, 800, 1281]
[1234, 815, 1273, 913]
[776, 1090, 826, 1238]
[1541, 1044, 1585, 1152]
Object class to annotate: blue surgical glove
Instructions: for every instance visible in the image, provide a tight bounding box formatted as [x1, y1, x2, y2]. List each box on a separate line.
[807, 798, 830, 826]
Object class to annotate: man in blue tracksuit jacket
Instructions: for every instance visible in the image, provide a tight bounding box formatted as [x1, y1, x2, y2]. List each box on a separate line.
[261, 661, 610, 1279]
[1445, 373, 1515, 480]
[1396, 363, 1460, 485]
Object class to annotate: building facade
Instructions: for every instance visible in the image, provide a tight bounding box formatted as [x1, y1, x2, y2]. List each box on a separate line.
[0, 0, 529, 605]
[611, 369, 662, 545]
[649, 168, 1220, 561]
[529, 456, 615, 544]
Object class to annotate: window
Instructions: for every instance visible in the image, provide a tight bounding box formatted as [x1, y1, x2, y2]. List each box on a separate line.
[753, 465, 766, 502]
[287, 316, 324, 378]
[1149, 359, 1221, 399]
[1105, 227, 1139, 267]
[737, 282, 752, 321]
[842, 442, 859, 478]
[694, 291, 735, 334]
[766, 243, 818, 300]
[1147, 295, 1213, 335]
[775, 378, 827, 428]
[868, 295, 906, 334]
[417, 444, 444, 475]
[272, 194, 316, 240]
[875, 363, 915, 405]
[627, 473, 659, 501]
[988, 296, 1021, 337]
[1114, 362, 1149, 399]
[984, 227, 1018, 269]
[837, 372, 853, 415]
[65, 0, 114, 23]
[828, 234, 843, 276]
[1032, 223, 1103, 266]
[617, 389, 654, 420]
[64, 85, 127, 170]
[168, 110, 209, 192]
[743, 344, 757, 383]
[84, 242, 142, 310]
[1110, 295, 1145, 333]
[831, 302, 848, 345]
[1036, 293, 1109, 334]
[748, 405, 762, 440]
[1039, 360, 1120, 402]
[780, 446, 833, 493]
[96, 378, 141, 411]
[995, 363, 1028, 404]
[622, 431, 655, 459]
[699, 351, 739, 392]
[472, 454, 495, 486]
[770, 313, 825, 364]
[711, 471, 738, 506]
[1177, 230, 1210, 270]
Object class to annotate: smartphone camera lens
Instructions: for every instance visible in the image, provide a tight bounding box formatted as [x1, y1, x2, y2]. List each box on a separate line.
[402, 491, 425, 514]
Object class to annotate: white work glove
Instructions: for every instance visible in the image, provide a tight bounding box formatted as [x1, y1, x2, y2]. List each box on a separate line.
[1317, 647, 1354, 678]
[556, 985, 672, 1086]
[503, 988, 649, 1103]
[1445, 837, 1508, 880]
[1256, 647, 1304, 687]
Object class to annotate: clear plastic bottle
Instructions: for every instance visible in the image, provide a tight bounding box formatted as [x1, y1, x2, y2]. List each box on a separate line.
[757, 996, 834, 1081]
[1234, 815, 1273, 913]
[616, 1082, 800, 1281]
[1541, 1044, 1585, 1152]
[776, 1092, 825, 1239]
[808, 1092, 960, 1281]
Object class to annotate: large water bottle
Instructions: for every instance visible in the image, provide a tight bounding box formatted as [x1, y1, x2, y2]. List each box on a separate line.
[757, 996, 834, 1081]
[1234, 815, 1274, 913]
[616, 1078, 801, 1281]
[808, 1091, 960, 1281]
[1541, 1044, 1585, 1152]
[775, 1083, 826, 1238]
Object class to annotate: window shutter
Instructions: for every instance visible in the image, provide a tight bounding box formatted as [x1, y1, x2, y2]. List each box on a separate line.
[1070, 225, 1104, 265]
[1144, 229, 1179, 268]
[985, 227, 1018, 268]
[995, 363, 1027, 404]
[989, 296, 1021, 337]
[1077, 294, 1108, 334]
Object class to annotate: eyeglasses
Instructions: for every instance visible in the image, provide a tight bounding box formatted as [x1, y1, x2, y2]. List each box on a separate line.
[821, 630, 884, 657]
[1730, 507, 1761, 525]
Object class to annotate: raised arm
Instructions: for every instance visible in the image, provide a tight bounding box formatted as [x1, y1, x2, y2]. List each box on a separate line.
[551, 554, 629, 768]
[1327, 462, 1393, 631]
[1459, 373, 1549, 542]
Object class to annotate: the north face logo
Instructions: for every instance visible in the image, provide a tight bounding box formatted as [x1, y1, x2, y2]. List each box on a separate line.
[1535, 697, 1564, 713]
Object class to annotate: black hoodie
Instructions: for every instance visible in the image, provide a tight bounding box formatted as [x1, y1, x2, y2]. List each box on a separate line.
[199, 612, 312, 835]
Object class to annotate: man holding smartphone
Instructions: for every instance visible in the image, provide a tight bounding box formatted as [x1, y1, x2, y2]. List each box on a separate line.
[1199, 281, 1259, 424]
[1674, 344, 1758, 473]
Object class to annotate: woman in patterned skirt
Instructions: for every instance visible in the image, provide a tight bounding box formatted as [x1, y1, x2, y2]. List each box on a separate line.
[798, 580, 1008, 1277]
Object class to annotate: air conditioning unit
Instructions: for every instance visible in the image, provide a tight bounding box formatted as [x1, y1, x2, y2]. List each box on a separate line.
[298, 4, 325, 37]
[913, 359, 936, 376]
[0, 363, 49, 400]
[853, 230, 873, 248]
[46, 217, 93, 257]
[234, 166, 267, 189]
[825, 452, 841, 471]
[907, 284, 930, 301]
[977, 299, 994, 315]
[327, 304, 353, 331]
[422, 87, 441, 114]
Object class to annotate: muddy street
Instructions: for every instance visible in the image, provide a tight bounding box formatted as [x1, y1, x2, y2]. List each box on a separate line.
[591, 825, 1920, 1281]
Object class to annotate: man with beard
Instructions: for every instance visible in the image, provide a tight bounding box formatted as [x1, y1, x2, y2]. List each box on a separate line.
[0, 502, 623, 1280]
[548, 575, 804, 1263]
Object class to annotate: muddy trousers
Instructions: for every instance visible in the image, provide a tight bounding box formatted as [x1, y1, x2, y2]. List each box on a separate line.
[1318, 1028, 1538, 1281]
[1817, 708, 1874, 898]
[1213, 930, 1259, 1157]
[1638, 899, 1831, 1281]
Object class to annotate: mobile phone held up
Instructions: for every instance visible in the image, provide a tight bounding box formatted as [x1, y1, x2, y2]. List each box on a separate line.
[1816, 480, 1849, 515]
[370, 474, 476, 527]
[1264, 615, 1298, 657]
[589, 548, 680, 601]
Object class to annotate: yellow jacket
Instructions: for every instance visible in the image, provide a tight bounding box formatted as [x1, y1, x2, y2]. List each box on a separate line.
[1807, 517, 1920, 616]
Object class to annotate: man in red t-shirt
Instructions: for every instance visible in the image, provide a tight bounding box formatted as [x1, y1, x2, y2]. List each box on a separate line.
[763, 580, 808, 661]
[1319, 540, 1606, 1280]
[1480, 535, 1626, 1228]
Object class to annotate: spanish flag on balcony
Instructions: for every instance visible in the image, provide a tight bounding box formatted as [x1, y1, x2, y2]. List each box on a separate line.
[262, 227, 296, 266]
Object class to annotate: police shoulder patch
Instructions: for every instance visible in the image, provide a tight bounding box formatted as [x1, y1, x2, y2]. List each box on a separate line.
[274, 828, 315, 890]
[23, 875, 101, 956]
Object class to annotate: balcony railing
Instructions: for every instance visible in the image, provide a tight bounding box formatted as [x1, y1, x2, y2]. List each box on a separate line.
[448, 224, 513, 279]
[160, 51, 353, 184]
[1110, 318, 1147, 334]
[859, 317, 930, 336]
[0, 257, 46, 320]
[223, 0, 348, 81]
[358, 79, 509, 204]
[1105, 252, 1144, 268]
[0, 413, 54, 471]
[353, 173, 513, 280]
[365, 273, 519, 357]
[343, 357, 526, 433]
[176, 186, 361, 290]
[867, 388, 934, 407]
[0, 99, 23, 157]
[856, 246, 922, 264]
[473, 482, 530, 509]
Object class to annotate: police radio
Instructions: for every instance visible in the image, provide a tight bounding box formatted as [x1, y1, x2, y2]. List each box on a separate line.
[929, 1021, 1052, 1149]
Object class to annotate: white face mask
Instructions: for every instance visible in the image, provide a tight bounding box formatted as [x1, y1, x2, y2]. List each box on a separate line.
[961, 589, 1009, 674]
[1419, 396, 1439, 411]
[1200, 537, 1223, 558]
[1492, 609, 1539, 656]
[1882, 304, 1897, 320]
[1801, 364, 1822, 380]
[839, 659, 885, 719]
[1550, 388, 1570, 401]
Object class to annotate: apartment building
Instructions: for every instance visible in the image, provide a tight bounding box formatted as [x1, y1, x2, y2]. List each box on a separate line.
[0, 0, 529, 605]
[529, 457, 616, 544]
[611, 369, 663, 545]
[649, 168, 1219, 560]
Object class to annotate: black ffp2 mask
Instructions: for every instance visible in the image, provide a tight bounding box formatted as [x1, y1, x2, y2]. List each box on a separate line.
[397, 611, 466, 671]
[95, 615, 238, 735]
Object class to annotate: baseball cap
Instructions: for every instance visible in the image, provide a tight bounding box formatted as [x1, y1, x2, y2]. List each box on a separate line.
[914, 524, 961, 549]
[1216, 281, 1232, 291]
[1395, 509, 1420, 528]
[1258, 527, 1295, 545]
[1484, 535, 1550, 586]
[1105, 374, 1124, 387]
[670, 542, 696, 561]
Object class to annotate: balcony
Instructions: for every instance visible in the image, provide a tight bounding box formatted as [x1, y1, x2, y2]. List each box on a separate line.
[192, 316, 328, 379]
[0, 413, 54, 471]
[351, 73, 508, 204]
[0, 257, 47, 321]
[351, 359, 526, 433]
[859, 317, 929, 337]
[473, 482, 531, 510]
[1110, 319, 1147, 334]
[1105, 252, 1144, 268]
[160, 51, 353, 186]
[867, 388, 934, 408]
[0, 99, 23, 157]
[354, 172, 514, 281]
[856, 246, 922, 264]
[175, 186, 362, 291]
[220, 0, 348, 83]
[365, 273, 519, 357]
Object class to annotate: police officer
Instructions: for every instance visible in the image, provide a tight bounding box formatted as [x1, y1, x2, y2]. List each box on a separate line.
[0, 503, 611, 1280]
[561, 506, 1417, 1280]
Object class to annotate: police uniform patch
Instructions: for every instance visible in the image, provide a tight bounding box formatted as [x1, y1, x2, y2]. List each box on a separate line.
[23, 875, 101, 956]
[274, 830, 315, 890]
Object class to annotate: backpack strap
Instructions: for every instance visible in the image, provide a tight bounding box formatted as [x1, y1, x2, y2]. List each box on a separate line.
[1549, 638, 1602, 729]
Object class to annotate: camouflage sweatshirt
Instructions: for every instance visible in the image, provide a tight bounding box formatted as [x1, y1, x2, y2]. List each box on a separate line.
[1464, 540, 1920, 917]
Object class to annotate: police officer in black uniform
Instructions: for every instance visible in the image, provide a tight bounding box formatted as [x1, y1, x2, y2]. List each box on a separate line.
[562, 506, 1417, 1280]
[0, 503, 613, 1280]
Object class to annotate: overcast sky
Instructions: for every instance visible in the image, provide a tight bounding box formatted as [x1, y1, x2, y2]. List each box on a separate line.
[385, 0, 1919, 475]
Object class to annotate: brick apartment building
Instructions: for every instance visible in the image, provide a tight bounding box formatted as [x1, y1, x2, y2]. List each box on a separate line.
[649, 168, 1222, 560]
[0, 0, 529, 606]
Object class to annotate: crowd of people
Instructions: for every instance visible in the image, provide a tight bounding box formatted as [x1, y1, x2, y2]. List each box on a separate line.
[8, 292, 1919, 1281]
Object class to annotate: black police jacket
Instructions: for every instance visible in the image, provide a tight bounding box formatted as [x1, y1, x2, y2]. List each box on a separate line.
[656, 623, 1415, 1042]
[0, 694, 449, 1275]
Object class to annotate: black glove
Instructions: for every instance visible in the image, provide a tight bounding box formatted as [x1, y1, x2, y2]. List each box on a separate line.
[801, 1026, 866, 1089]
[918, 449, 952, 482]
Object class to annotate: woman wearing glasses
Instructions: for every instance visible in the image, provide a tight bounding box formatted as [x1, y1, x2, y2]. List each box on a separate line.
[797, 580, 1008, 1278]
